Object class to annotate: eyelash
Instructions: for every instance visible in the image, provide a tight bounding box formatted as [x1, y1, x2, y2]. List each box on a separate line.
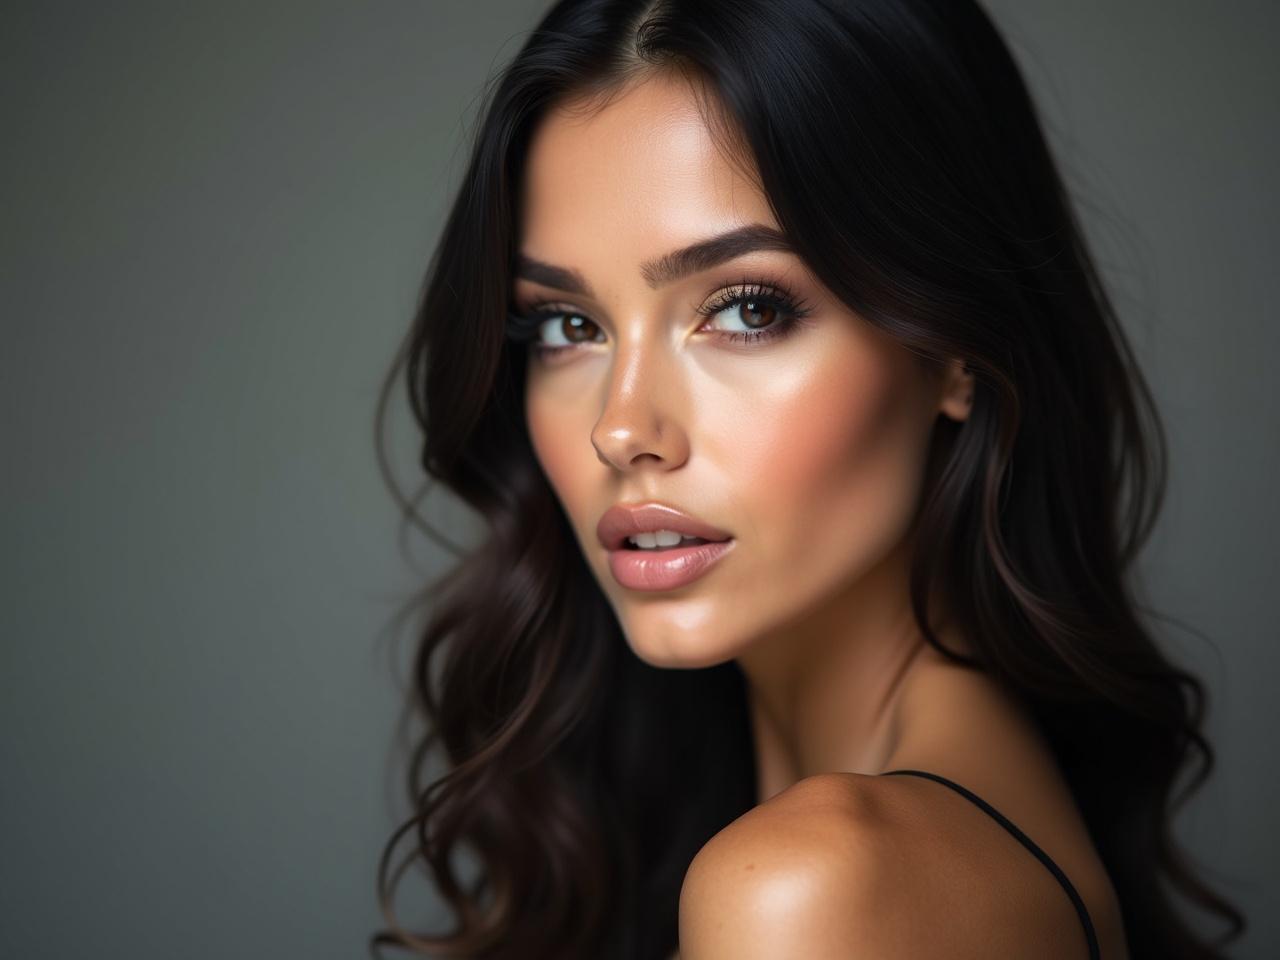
[505, 276, 816, 359]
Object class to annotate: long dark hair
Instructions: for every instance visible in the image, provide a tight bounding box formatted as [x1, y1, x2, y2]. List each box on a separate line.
[370, 1, 1246, 957]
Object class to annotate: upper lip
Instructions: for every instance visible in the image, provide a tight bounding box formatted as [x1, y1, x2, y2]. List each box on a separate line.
[596, 501, 734, 551]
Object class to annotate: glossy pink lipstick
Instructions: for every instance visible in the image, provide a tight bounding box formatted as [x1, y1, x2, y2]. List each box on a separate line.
[596, 502, 736, 592]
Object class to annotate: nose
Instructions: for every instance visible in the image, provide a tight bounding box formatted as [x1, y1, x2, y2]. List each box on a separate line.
[590, 336, 690, 472]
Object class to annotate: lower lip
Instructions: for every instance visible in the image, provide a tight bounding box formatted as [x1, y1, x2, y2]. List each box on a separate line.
[606, 539, 736, 592]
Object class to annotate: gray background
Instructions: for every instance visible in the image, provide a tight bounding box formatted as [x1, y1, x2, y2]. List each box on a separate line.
[1, 1, 1275, 957]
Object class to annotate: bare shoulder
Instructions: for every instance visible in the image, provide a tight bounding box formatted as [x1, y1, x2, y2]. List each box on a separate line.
[677, 774, 889, 959]
[677, 773, 1097, 959]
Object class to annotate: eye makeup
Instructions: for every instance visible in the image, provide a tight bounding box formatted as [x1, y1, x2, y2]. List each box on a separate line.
[505, 275, 817, 359]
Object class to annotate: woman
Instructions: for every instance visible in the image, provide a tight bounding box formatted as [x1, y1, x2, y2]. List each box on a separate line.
[372, 1, 1246, 957]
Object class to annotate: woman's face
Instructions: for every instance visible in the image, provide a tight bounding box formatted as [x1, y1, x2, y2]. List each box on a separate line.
[517, 73, 969, 668]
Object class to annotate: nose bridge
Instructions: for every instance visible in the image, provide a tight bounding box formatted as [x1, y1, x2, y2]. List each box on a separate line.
[591, 317, 689, 470]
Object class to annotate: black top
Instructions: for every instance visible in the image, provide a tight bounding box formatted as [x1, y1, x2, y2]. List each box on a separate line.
[879, 768, 1102, 960]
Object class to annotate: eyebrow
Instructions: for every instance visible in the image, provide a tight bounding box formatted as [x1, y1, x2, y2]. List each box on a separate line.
[514, 222, 794, 298]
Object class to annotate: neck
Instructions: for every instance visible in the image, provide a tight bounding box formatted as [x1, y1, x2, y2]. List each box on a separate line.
[735, 534, 965, 803]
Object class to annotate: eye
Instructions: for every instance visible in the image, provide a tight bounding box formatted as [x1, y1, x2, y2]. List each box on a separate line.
[505, 306, 605, 357]
[695, 280, 815, 346]
[535, 313, 604, 349]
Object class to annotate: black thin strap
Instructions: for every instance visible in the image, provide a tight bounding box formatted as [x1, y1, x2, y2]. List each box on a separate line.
[880, 768, 1101, 960]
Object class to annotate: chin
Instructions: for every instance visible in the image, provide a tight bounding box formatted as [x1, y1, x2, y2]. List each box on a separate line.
[613, 605, 745, 671]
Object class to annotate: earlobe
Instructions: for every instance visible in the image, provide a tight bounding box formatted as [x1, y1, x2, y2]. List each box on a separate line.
[937, 358, 974, 423]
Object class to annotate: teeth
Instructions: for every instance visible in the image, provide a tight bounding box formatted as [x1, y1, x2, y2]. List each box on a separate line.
[626, 529, 704, 550]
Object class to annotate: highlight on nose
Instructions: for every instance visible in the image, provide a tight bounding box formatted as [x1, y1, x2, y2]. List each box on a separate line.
[591, 401, 688, 472]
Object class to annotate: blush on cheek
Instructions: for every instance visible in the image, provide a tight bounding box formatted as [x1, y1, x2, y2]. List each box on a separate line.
[738, 346, 934, 592]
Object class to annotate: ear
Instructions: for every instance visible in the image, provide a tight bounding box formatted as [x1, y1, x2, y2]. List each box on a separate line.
[937, 357, 974, 423]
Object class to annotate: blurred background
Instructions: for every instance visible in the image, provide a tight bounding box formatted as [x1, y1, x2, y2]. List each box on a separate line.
[2, 1, 1276, 956]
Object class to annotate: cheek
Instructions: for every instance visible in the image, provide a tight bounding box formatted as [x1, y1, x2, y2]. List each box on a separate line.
[705, 339, 935, 591]
[525, 369, 601, 542]
[526, 379, 579, 496]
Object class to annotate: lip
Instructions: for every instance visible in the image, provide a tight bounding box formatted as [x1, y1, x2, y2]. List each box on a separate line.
[606, 539, 737, 591]
[596, 502, 734, 552]
[596, 502, 736, 592]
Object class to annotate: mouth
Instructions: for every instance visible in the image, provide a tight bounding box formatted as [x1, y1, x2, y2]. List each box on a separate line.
[595, 501, 735, 591]
[596, 501, 734, 553]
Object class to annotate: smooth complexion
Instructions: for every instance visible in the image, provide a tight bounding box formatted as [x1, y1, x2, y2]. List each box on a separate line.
[517, 72, 1125, 958]
[518, 71, 972, 781]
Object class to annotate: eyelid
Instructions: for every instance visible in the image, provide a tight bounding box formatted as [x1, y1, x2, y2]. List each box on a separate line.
[693, 277, 815, 320]
[512, 277, 811, 325]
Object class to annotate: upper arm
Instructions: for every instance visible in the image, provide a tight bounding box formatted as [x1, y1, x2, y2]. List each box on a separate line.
[677, 781, 890, 960]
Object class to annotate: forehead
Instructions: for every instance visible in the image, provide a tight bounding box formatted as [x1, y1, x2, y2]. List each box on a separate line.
[519, 73, 775, 257]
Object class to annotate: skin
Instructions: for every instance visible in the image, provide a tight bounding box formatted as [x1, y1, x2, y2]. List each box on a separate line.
[516, 71, 1127, 959]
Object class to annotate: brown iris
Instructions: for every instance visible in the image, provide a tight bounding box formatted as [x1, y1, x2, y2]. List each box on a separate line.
[560, 314, 601, 342]
[737, 299, 776, 329]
